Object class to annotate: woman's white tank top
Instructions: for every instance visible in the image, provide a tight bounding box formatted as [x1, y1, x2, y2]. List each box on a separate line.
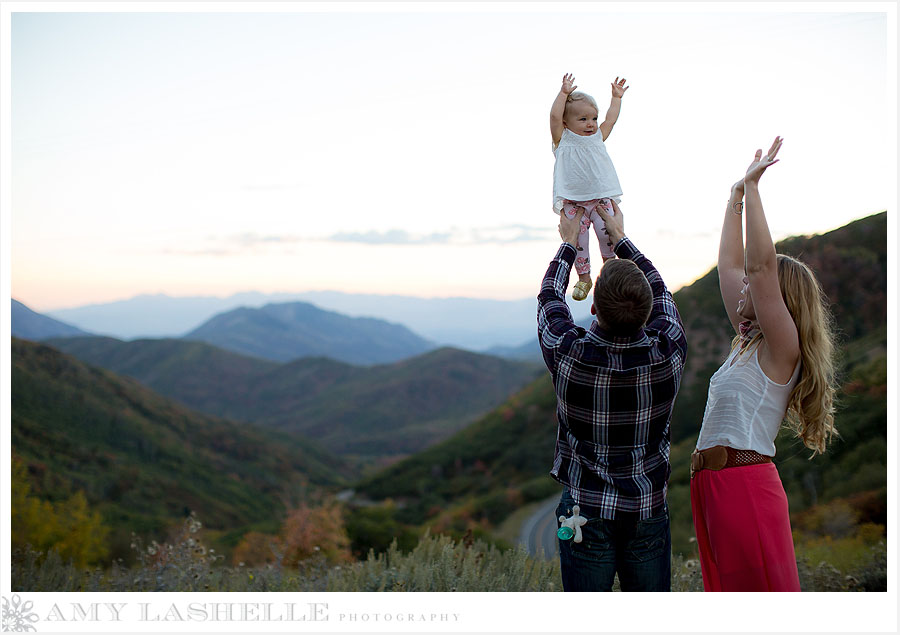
[695, 344, 801, 456]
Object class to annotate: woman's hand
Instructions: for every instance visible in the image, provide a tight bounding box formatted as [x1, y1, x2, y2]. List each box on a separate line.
[744, 136, 782, 185]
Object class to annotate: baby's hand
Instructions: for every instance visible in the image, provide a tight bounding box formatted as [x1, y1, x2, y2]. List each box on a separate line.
[561, 73, 577, 95]
[611, 77, 629, 98]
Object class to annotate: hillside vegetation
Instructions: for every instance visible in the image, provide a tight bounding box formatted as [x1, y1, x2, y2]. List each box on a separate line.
[46, 337, 542, 465]
[11, 338, 350, 560]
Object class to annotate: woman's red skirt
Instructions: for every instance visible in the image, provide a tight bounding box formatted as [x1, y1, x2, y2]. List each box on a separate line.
[690, 461, 801, 591]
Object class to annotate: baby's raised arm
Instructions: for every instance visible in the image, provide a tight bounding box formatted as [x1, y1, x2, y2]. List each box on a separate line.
[550, 73, 576, 147]
[598, 77, 628, 141]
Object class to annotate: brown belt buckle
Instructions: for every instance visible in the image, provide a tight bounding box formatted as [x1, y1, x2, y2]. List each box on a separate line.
[690, 446, 729, 478]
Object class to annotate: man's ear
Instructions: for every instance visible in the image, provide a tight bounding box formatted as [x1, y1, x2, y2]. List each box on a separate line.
[590, 303, 597, 315]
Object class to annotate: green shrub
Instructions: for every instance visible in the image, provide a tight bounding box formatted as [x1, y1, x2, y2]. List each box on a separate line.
[12, 512, 885, 593]
[11, 527, 560, 592]
[797, 540, 886, 591]
[343, 503, 418, 558]
[326, 532, 560, 592]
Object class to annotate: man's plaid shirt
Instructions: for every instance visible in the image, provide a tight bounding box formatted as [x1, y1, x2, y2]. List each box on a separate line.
[538, 238, 687, 520]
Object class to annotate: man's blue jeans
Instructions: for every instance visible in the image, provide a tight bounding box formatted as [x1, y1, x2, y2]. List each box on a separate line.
[556, 488, 671, 591]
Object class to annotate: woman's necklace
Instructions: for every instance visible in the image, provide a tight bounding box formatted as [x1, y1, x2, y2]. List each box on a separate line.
[738, 320, 761, 349]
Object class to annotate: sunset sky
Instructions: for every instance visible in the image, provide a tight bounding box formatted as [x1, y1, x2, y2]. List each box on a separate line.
[4, 4, 894, 312]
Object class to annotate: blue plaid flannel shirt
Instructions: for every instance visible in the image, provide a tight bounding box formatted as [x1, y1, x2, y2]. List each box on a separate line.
[538, 238, 687, 520]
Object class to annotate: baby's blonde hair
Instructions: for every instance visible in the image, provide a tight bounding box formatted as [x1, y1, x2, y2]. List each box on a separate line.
[564, 91, 599, 118]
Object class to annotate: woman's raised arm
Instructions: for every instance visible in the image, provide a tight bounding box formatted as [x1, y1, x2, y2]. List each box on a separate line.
[743, 137, 800, 381]
[719, 178, 748, 334]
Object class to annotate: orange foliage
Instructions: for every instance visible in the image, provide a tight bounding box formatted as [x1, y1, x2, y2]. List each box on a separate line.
[233, 502, 352, 567]
[281, 504, 351, 566]
[232, 531, 281, 567]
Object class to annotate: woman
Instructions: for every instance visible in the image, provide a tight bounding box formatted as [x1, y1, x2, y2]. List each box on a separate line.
[690, 137, 838, 591]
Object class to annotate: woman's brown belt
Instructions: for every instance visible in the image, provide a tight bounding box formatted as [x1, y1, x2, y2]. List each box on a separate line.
[690, 445, 773, 479]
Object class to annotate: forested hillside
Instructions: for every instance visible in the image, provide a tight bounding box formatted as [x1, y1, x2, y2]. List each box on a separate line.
[45, 337, 542, 465]
[11, 338, 350, 560]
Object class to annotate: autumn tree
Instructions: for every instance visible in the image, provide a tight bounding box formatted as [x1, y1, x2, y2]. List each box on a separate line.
[11, 456, 109, 566]
[232, 501, 351, 567]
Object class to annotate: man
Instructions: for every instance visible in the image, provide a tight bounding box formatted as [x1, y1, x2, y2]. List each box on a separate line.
[537, 202, 687, 591]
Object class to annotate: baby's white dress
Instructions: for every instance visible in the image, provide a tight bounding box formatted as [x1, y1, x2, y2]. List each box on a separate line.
[552, 128, 622, 212]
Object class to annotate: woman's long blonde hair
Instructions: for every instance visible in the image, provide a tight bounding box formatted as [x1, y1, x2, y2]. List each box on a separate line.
[734, 255, 838, 455]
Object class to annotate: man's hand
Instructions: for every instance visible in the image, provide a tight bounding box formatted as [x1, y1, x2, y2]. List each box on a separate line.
[558, 207, 583, 246]
[611, 77, 629, 99]
[596, 200, 625, 245]
[561, 73, 577, 95]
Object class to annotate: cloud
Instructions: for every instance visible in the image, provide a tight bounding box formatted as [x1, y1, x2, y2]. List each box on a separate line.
[161, 225, 556, 257]
[241, 184, 301, 191]
[328, 229, 451, 245]
[231, 233, 304, 247]
[472, 224, 557, 244]
[326, 224, 554, 246]
[160, 233, 305, 257]
[161, 247, 238, 257]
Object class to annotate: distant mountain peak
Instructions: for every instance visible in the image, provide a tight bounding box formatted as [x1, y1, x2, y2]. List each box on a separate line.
[11, 299, 91, 340]
[184, 300, 436, 365]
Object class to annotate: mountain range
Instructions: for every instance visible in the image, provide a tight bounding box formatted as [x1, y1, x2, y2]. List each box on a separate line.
[11, 337, 351, 558]
[43, 336, 543, 465]
[11, 299, 90, 340]
[44, 291, 305, 339]
[182, 301, 436, 365]
[15, 298, 440, 366]
[41, 291, 593, 351]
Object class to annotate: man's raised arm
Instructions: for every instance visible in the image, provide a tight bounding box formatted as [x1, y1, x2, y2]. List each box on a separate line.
[537, 209, 584, 371]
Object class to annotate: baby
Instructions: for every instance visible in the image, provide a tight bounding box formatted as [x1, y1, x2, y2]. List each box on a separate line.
[550, 73, 628, 300]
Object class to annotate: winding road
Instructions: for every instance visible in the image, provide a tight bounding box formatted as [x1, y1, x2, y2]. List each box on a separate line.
[518, 495, 561, 560]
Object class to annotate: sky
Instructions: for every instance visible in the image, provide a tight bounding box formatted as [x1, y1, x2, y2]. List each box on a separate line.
[4, 4, 895, 313]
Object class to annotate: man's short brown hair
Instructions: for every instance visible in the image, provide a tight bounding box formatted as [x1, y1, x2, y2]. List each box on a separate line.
[593, 259, 653, 334]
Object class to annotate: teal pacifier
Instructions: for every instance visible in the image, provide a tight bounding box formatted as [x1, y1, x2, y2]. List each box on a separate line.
[557, 505, 587, 543]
